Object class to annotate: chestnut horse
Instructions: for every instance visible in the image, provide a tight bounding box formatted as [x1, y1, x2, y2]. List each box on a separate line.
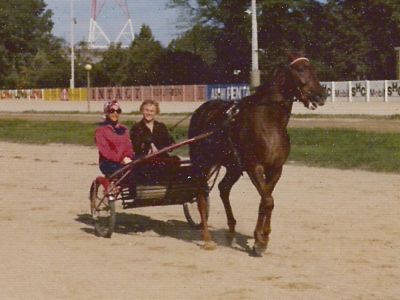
[188, 52, 327, 256]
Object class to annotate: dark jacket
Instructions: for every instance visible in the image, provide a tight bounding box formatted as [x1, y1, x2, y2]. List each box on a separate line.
[130, 119, 174, 158]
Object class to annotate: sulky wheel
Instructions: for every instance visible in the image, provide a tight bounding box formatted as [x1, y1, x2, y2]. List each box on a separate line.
[183, 196, 209, 229]
[89, 178, 116, 238]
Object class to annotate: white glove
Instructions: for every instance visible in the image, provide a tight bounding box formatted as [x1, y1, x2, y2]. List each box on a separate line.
[122, 157, 132, 164]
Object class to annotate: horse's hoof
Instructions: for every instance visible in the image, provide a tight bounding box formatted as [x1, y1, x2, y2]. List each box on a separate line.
[201, 241, 217, 250]
[225, 232, 236, 246]
[250, 245, 266, 257]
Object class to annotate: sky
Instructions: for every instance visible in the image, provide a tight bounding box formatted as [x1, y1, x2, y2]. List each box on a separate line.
[45, 0, 185, 47]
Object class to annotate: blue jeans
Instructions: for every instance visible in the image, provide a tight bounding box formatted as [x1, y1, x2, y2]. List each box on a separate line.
[99, 161, 124, 177]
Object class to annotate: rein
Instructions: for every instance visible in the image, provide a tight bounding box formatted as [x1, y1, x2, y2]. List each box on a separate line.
[168, 113, 192, 132]
[171, 57, 310, 131]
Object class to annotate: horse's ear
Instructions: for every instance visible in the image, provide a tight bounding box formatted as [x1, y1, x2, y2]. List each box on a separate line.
[284, 49, 305, 63]
[283, 49, 293, 59]
[273, 66, 287, 87]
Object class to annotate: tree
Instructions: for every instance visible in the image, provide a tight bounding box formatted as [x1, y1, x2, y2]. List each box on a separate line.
[331, 0, 400, 79]
[153, 50, 212, 84]
[93, 44, 129, 86]
[168, 0, 251, 83]
[124, 25, 164, 85]
[168, 24, 218, 65]
[168, 0, 400, 81]
[0, 0, 70, 88]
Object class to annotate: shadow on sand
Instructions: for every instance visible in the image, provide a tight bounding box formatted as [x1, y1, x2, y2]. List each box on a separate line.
[75, 212, 252, 253]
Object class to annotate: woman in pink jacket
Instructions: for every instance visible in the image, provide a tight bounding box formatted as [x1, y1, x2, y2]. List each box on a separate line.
[95, 100, 134, 177]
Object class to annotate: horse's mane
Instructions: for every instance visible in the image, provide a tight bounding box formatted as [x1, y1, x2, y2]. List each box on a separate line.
[255, 64, 287, 96]
[239, 64, 287, 107]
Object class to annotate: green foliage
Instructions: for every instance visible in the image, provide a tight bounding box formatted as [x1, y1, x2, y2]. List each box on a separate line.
[168, 0, 400, 81]
[1, 0, 399, 87]
[93, 44, 129, 86]
[93, 24, 214, 85]
[0, 0, 69, 88]
[125, 25, 164, 85]
[153, 50, 212, 84]
[168, 25, 218, 65]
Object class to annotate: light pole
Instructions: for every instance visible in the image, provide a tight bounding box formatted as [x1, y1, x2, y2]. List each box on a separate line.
[395, 47, 400, 80]
[85, 64, 92, 112]
[70, 0, 75, 89]
[250, 0, 260, 91]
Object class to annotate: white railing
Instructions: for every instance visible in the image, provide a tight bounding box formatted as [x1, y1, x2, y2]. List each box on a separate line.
[321, 80, 400, 102]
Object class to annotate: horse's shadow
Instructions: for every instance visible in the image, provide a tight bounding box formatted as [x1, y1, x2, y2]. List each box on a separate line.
[75, 212, 252, 253]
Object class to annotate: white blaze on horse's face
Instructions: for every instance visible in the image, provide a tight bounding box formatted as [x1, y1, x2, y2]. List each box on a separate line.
[307, 101, 317, 110]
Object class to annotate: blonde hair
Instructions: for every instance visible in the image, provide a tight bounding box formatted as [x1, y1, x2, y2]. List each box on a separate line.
[140, 99, 160, 114]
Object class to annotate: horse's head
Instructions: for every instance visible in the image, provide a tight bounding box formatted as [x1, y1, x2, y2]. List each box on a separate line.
[283, 52, 327, 110]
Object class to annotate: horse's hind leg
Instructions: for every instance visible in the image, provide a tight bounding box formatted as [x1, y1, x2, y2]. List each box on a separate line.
[247, 165, 283, 256]
[218, 167, 241, 245]
[197, 180, 216, 250]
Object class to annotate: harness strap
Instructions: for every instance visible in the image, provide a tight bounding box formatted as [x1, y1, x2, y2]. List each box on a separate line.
[221, 103, 244, 174]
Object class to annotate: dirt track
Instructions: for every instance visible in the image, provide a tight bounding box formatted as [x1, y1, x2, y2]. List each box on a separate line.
[0, 142, 399, 299]
[1, 104, 399, 299]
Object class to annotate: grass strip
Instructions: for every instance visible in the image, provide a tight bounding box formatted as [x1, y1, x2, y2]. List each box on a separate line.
[0, 120, 399, 173]
[11, 111, 400, 120]
[292, 114, 400, 120]
[288, 128, 400, 173]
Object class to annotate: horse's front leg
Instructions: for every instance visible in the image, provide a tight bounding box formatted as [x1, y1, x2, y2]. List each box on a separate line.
[218, 167, 241, 245]
[197, 190, 216, 250]
[247, 165, 282, 256]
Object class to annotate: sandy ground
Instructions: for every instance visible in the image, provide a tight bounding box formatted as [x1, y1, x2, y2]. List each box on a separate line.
[0, 142, 399, 299]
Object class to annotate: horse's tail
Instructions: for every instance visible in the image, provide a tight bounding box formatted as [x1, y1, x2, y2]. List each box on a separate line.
[188, 100, 231, 138]
[188, 100, 232, 182]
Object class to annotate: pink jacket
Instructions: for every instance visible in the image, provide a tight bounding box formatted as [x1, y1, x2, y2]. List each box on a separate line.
[95, 122, 134, 164]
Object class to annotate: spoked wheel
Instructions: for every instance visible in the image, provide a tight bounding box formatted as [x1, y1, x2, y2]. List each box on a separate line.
[90, 178, 116, 238]
[183, 196, 209, 229]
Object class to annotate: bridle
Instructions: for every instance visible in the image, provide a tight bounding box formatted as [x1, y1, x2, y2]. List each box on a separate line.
[289, 57, 309, 66]
[288, 57, 311, 104]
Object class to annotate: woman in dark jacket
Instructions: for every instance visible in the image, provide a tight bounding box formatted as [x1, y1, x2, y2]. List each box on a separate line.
[130, 99, 175, 159]
[130, 100, 179, 182]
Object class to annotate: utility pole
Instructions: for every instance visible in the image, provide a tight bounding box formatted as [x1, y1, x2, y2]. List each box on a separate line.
[250, 0, 260, 91]
[70, 0, 75, 89]
[395, 47, 400, 80]
[85, 64, 92, 113]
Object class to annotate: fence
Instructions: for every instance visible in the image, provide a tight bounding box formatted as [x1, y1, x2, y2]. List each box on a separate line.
[0, 85, 205, 102]
[0, 89, 44, 100]
[206, 81, 400, 102]
[207, 84, 251, 101]
[1, 81, 400, 102]
[88, 85, 206, 102]
[0, 88, 88, 101]
[321, 80, 400, 102]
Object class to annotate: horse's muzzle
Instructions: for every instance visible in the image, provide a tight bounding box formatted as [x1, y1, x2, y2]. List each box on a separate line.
[312, 90, 327, 106]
